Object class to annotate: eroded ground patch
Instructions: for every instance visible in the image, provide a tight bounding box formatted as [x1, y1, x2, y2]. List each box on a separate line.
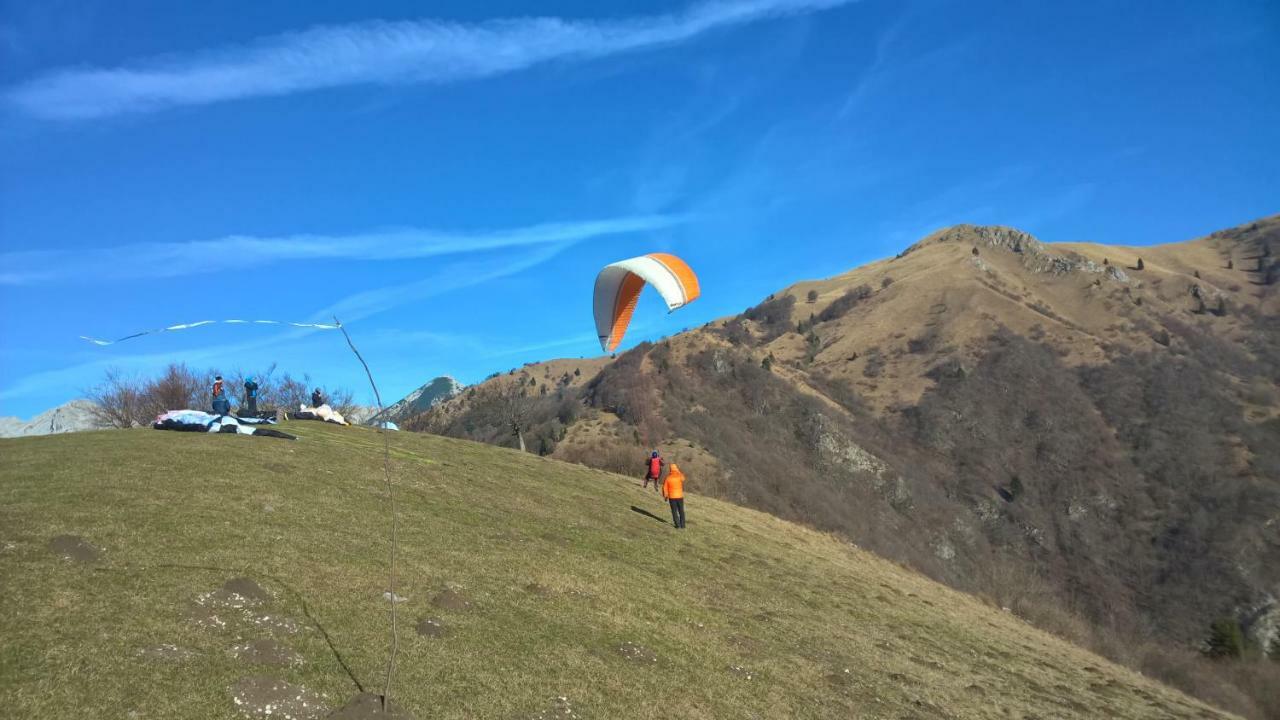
[48, 534, 99, 563]
[229, 675, 327, 720]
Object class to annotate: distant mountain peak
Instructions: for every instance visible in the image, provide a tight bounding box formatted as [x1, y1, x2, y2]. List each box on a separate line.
[904, 223, 1129, 281]
[370, 376, 464, 424]
[0, 399, 103, 438]
[905, 224, 1044, 257]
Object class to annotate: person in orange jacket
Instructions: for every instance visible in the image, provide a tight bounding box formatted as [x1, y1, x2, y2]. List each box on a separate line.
[662, 463, 687, 529]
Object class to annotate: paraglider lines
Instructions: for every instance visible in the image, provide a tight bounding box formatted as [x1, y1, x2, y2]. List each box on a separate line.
[79, 310, 403, 709]
[333, 316, 401, 712]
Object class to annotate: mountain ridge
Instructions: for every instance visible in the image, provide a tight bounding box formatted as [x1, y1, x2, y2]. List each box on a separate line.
[406, 214, 1280, 715]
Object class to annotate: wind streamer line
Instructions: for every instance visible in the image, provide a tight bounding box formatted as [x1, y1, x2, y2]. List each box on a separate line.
[332, 316, 401, 711]
[80, 319, 340, 346]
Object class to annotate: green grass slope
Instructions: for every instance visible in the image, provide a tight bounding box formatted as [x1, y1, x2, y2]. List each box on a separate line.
[0, 424, 1235, 719]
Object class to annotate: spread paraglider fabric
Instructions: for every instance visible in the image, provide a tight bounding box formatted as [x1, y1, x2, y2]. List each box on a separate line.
[593, 253, 700, 352]
[153, 410, 296, 439]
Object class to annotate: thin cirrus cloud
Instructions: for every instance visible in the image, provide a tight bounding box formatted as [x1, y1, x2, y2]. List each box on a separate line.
[314, 240, 574, 324]
[0, 242, 573, 403]
[0, 214, 685, 286]
[6, 0, 854, 120]
[1, 236, 592, 402]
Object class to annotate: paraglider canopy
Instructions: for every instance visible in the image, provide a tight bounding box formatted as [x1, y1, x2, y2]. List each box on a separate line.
[594, 253, 700, 352]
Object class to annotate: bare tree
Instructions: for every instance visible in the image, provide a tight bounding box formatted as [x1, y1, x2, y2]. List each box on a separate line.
[268, 372, 311, 410]
[86, 363, 360, 426]
[86, 368, 148, 428]
[477, 382, 534, 452]
[144, 363, 206, 415]
[323, 386, 358, 418]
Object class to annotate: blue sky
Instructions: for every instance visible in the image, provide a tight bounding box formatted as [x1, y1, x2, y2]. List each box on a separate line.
[1, 0, 1277, 417]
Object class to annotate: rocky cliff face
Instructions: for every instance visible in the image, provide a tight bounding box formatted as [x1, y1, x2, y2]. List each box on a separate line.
[0, 400, 104, 438]
[914, 224, 1131, 280]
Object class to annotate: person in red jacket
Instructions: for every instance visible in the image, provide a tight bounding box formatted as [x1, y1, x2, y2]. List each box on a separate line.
[211, 375, 231, 415]
[643, 450, 664, 492]
[662, 463, 686, 529]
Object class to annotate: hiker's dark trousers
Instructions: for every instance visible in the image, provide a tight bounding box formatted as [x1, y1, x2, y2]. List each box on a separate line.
[669, 498, 686, 528]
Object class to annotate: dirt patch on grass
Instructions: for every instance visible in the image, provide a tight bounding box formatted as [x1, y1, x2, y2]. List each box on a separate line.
[188, 605, 233, 631]
[617, 642, 657, 663]
[247, 612, 301, 635]
[137, 644, 196, 662]
[48, 535, 99, 563]
[230, 675, 327, 719]
[524, 583, 553, 598]
[824, 667, 857, 689]
[198, 579, 271, 611]
[415, 618, 447, 638]
[431, 589, 471, 610]
[727, 664, 758, 680]
[327, 692, 416, 719]
[231, 639, 302, 667]
[191, 606, 299, 634]
[223, 577, 272, 603]
[189, 579, 301, 635]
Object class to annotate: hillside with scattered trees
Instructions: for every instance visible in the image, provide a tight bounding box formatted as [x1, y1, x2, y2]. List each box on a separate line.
[408, 215, 1280, 717]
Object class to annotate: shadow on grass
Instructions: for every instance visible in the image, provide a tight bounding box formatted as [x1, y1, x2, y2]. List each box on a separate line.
[630, 505, 669, 525]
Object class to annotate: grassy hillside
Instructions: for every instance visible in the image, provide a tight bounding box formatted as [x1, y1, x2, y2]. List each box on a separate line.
[0, 424, 1236, 719]
[407, 216, 1280, 716]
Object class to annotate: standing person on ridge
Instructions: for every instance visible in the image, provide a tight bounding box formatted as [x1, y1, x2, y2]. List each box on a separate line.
[662, 463, 687, 529]
[643, 450, 665, 492]
[211, 375, 231, 416]
[243, 377, 259, 416]
[311, 387, 324, 408]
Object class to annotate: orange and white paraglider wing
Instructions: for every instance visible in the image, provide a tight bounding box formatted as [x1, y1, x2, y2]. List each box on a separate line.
[594, 253, 700, 352]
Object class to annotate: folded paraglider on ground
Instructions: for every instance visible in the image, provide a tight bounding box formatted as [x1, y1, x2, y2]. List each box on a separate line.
[289, 404, 349, 425]
[152, 410, 297, 440]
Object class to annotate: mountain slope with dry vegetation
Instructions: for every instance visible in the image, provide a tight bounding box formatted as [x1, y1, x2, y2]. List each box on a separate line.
[408, 215, 1280, 717]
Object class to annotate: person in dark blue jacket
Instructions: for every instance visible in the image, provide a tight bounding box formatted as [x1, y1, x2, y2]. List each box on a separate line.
[244, 377, 259, 415]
